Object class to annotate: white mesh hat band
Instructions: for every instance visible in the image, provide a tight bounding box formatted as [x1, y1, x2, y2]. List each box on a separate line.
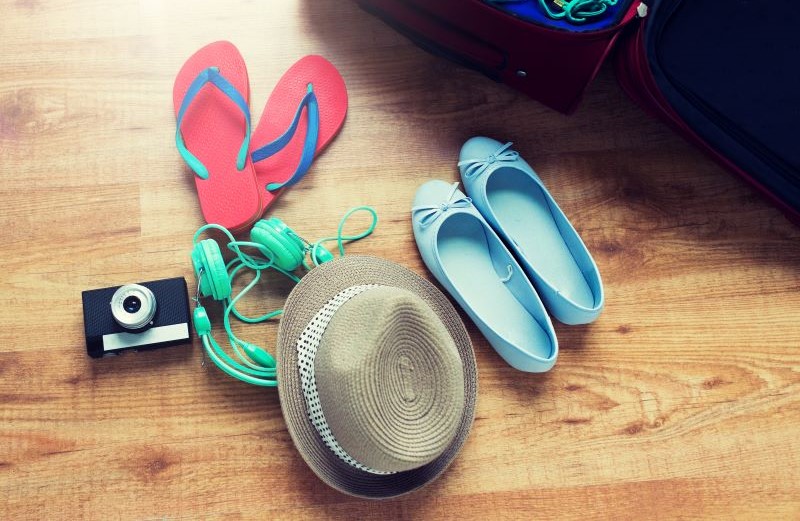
[295, 284, 395, 475]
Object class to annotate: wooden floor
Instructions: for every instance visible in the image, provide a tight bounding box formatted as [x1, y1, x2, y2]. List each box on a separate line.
[2, 1, 800, 519]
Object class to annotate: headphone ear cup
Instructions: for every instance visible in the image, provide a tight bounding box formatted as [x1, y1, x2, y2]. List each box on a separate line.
[250, 218, 306, 271]
[191, 239, 231, 300]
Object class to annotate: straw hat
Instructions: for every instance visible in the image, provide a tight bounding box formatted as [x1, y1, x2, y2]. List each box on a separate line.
[276, 256, 477, 499]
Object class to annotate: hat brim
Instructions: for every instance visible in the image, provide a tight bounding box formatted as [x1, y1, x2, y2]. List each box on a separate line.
[276, 256, 477, 499]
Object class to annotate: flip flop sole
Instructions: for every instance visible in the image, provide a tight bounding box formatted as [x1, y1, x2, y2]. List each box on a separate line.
[173, 41, 262, 232]
[251, 55, 348, 210]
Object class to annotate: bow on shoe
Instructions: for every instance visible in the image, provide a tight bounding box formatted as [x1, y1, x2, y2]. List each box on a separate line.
[458, 141, 519, 179]
[412, 183, 472, 228]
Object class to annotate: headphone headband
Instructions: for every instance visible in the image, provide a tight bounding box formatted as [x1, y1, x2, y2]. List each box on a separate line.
[250, 217, 308, 272]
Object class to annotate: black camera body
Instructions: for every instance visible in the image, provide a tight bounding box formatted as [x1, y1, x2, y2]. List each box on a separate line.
[81, 277, 192, 358]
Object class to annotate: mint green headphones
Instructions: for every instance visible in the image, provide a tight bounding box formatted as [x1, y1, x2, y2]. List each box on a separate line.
[190, 207, 378, 387]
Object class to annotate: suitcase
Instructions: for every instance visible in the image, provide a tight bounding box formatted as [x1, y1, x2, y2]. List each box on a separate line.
[356, 0, 800, 224]
[357, 0, 645, 114]
[614, 0, 800, 224]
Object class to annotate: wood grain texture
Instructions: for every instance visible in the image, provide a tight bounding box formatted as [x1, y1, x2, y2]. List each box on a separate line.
[2, 1, 800, 519]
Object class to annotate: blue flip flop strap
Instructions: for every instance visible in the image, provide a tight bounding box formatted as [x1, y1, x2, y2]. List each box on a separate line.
[250, 84, 320, 192]
[176, 67, 251, 180]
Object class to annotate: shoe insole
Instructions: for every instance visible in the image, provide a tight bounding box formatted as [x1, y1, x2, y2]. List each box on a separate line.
[437, 212, 552, 360]
[487, 168, 594, 309]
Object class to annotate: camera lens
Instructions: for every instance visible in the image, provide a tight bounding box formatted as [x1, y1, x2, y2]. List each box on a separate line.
[123, 296, 141, 314]
[111, 284, 157, 330]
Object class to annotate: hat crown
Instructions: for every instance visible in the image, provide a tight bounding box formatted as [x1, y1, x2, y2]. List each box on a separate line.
[315, 287, 465, 473]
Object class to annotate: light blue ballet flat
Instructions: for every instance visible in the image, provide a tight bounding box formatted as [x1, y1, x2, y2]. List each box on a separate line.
[412, 180, 558, 373]
[458, 136, 604, 325]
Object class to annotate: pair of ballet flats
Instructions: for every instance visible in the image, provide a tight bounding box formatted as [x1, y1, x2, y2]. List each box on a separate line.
[412, 137, 603, 373]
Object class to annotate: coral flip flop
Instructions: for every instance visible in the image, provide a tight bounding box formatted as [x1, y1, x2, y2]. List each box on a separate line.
[173, 41, 262, 232]
[249, 55, 348, 211]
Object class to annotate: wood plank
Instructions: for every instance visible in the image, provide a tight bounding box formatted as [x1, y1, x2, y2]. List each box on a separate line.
[1, 0, 799, 519]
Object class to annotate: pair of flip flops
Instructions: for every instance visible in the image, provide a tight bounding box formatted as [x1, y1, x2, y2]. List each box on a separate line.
[174, 41, 348, 232]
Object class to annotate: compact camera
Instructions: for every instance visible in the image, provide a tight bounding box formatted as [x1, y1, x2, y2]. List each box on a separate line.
[81, 277, 192, 358]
